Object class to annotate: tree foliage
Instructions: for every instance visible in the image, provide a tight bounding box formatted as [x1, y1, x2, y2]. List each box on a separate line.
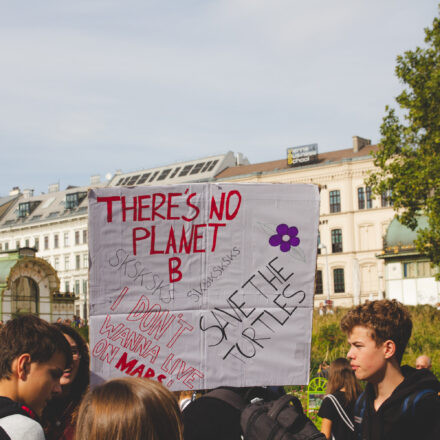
[367, 8, 440, 273]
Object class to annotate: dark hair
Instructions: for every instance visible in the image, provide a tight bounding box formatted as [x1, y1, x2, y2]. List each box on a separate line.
[326, 358, 362, 405]
[340, 299, 412, 363]
[42, 324, 90, 439]
[0, 314, 72, 379]
[76, 378, 183, 440]
[53, 323, 90, 404]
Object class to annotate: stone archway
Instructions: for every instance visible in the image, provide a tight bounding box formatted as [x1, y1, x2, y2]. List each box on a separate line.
[11, 276, 39, 315]
[2, 256, 60, 322]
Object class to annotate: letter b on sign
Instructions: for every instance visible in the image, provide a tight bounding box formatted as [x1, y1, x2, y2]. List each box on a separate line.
[169, 257, 182, 283]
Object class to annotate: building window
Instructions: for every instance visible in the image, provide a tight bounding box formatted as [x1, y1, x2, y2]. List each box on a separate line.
[75, 231, 80, 245]
[358, 187, 365, 210]
[64, 255, 70, 270]
[65, 192, 87, 210]
[64, 281, 70, 293]
[18, 202, 31, 218]
[366, 186, 372, 208]
[74, 280, 80, 294]
[317, 230, 321, 254]
[329, 190, 341, 213]
[83, 230, 88, 244]
[315, 270, 323, 295]
[15, 240, 20, 249]
[331, 229, 343, 253]
[83, 254, 88, 268]
[83, 279, 88, 294]
[54, 234, 59, 249]
[44, 236, 49, 250]
[76, 255, 81, 270]
[381, 189, 393, 207]
[358, 186, 373, 210]
[25, 239, 30, 247]
[64, 232, 69, 247]
[54, 257, 60, 270]
[333, 268, 345, 293]
[5, 242, 8, 251]
[17, 201, 40, 218]
[403, 261, 434, 278]
[34, 238, 39, 250]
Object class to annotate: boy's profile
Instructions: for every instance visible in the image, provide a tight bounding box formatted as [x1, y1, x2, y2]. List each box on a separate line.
[341, 299, 440, 439]
[0, 315, 72, 440]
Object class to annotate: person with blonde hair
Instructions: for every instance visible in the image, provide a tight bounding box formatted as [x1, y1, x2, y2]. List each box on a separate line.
[318, 358, 362, 440]
[76, 377, 183, 440]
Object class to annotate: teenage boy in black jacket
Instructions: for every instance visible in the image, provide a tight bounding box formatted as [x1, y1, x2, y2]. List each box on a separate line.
[341, 299, 440, 440]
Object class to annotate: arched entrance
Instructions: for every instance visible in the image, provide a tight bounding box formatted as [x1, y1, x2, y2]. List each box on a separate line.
[11, 276, 39, 315]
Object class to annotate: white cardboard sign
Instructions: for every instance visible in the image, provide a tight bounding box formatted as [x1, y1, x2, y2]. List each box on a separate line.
[88, 183, 319, 390]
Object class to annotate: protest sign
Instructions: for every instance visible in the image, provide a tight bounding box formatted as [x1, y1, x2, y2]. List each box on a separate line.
[89, 183, 320, 390]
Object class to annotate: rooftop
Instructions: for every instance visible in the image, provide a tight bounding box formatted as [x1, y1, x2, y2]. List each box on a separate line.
[215, 144, 378, 180]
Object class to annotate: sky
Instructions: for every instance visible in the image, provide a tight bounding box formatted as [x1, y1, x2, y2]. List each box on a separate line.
[1, 0, 439, 196]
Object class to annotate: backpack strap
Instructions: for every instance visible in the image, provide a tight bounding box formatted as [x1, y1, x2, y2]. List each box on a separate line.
[354, 391, 367, 440]
[203, 388, 247, 411]
[324, 394, 354, 432]
[267, 395, 298, 420]
[401, 389, 437, 417]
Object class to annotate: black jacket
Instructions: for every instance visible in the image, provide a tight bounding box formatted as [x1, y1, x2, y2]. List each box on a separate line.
[354, 366, 440, 440]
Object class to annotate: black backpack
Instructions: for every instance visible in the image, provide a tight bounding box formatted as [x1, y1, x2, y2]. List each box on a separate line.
[204, 388, 326, 440]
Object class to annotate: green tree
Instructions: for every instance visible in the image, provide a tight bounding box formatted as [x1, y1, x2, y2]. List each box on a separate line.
[367, 7, 440, 274]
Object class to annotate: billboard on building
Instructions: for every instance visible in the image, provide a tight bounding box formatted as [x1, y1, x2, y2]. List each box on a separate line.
[287, 144, 318, 167]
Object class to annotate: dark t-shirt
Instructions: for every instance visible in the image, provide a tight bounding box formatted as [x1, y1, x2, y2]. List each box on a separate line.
[318, 391, 355, 440]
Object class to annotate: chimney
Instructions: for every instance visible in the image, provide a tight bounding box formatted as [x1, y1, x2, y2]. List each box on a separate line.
[48, 183, 60, 193]
[352, 136, 371, 152]
[9, 187, 20, 196]
[90, 175, 101, 185]
[22, 188, 34, 199]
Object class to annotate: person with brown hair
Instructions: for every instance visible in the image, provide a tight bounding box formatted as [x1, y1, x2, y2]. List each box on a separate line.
[340, 299, 440, 440]
[43, 323, 90, 440]
[0, 315, 72, 440]
[318, 358, 362, 440]
[76, 377, 183, 440]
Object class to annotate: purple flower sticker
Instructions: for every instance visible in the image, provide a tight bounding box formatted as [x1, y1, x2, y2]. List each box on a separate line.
[269, 224, 300, 252]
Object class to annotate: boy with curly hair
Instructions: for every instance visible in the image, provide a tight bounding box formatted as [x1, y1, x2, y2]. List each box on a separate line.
[340, 299, 440, 440]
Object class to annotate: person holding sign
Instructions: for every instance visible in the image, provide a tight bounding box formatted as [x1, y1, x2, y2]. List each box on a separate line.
[318, 358, 362, 440]
[76, 377, 183, 440]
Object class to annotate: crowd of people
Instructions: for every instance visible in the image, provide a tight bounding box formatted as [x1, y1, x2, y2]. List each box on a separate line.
[0, 299, 438, 440]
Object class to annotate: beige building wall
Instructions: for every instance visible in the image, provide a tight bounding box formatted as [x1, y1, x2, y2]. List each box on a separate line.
[217, 151, 395, 307]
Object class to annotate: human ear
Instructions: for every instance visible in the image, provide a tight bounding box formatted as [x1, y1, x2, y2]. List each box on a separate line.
[383, 340, 396, 359]
[16, 354, 32, 380]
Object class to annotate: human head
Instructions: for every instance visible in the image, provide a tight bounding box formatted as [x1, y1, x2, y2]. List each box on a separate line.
[0, 314, 72, 415]
[52, 323, 90, 397]
[326, 358, 362, 404]
[341, 299, 412, 365]
[415, 355, 432, 370]
[76, 378, 183, 440]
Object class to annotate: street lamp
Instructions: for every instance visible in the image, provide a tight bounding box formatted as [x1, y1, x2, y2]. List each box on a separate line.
[318, 243, 331, 301]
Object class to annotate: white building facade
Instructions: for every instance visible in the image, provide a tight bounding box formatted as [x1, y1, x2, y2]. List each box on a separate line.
[216, 137, 395, 307]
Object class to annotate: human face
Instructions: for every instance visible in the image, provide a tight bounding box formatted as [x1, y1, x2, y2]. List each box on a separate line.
[19, 351, 66, 416]
[60, 333, 81, 387]
[415, 356, 430, 370]
[347, 325, 388, 383]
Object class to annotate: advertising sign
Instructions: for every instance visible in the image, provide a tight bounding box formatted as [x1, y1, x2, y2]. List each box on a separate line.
[287, 144, 318, 167]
